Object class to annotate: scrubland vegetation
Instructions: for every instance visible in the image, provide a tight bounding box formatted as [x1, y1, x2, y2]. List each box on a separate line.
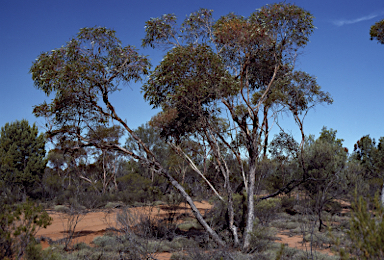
[1, 2, 384, 260]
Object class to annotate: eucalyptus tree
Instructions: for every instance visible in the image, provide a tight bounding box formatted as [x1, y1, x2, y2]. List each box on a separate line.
[30, 27, 225, 246]
[142, 3, 332, 249]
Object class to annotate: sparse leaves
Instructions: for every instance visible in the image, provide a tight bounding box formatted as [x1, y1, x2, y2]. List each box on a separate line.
[370, 19, 384, 44]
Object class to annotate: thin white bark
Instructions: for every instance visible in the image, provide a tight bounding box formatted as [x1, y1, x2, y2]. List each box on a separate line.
[168, 142, 224, 202]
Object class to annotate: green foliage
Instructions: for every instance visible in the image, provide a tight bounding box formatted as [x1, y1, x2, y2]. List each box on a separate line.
[54, 205, 70, 213]
[352, 135, 377, 177]
[370, 19, 384, 44]
[301, 127, 348, 230]
[0, 120, 47, 198]
[208, 194, 281, 232]
[352, 135, 384, 179]
[30, 27, 150, 182]
[143, 43, 235, 140]
[249, 3, 315, 47]
[248, 219, 277, 253]
[255, 198, 282, 226]
[93, 235, 116, 247]
[0, 200, 52, 259]
[351, 135, 384, 197]
[116, 173, 158, 204]
[206, 192, 246, 233]
[339, 194, 384, 260]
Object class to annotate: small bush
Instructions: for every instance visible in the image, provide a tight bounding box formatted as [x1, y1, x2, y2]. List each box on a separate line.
[249, 219, 277, 253]
[171, 247, 235, 260]
[272, 219, 300, 230]
[73, 242, 90, 250]
[93, 235, 116, 247]
[337, 193, 384, 260]
[281, 196, 297, 211]
[0, 201, 52, 259]
[177, 220, 203, 231]
[255, 198, 282, 226]
[54, 205, 70, 213]
[104, 201, 124, 209]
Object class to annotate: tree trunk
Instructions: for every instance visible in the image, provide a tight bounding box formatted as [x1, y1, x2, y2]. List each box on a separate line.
[381, 183, 384, 206]
[243, 158, 257, 250]
[160, 166, 226, 247]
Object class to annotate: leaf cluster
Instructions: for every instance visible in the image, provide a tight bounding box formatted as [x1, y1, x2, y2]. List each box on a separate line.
[370, 19, 384, 44]
[143, 44, 236, 140]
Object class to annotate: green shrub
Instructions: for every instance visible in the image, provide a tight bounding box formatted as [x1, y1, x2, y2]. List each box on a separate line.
[0, 201, 52, 259]
[249, 219, 277, 253]
[171, 248, 235, 260]
[116, 173, 158, 204]
[73, 242, 90, 250]
[177, 221, 203, 231]
[281, 196, 297, 211]
[338, 193, 384, 260]
[255, 198, 282, 226]
[93, 235, 116, 247]
[104, 201, 124, 209]
[271, 219, 300, 230]
[54, 205, 70, 213]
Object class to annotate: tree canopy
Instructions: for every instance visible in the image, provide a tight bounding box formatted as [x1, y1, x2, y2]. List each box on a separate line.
[141, 3, 332, 249]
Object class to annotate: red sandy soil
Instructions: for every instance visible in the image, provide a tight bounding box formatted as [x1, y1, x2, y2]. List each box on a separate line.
[36, 201, 333, 259]
[37, 201, 211, 260]
[276, 233, 333, 256]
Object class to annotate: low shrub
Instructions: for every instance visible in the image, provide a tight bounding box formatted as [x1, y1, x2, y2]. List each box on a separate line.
[177, 220, 203, 231]
[336, 193, 384, 260]
[271, 219, 300, 230]
[54, 205, 69, 213]
[93, 235, 116, 247]
[171, 247, 235, 260]
[104, 201, 124, 209]
[255, 198, 282, 226]
[249, 219, 277, 253]
[73, 242, 90, 251]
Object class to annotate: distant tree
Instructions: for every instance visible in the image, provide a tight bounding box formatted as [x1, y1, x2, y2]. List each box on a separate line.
[301, 127, 348, 231]
[265, 132, 299, 193]
[352, 135, 384, 203]
[125, 123, 169, 182]
[0, 120, 47, 199]
[370, 19, 384, 44]
[87, 125, 124, 193]
[352, 135, 377, 179]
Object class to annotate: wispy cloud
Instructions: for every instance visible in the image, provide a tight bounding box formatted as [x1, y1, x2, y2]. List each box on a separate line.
[333, 14, 378, 26]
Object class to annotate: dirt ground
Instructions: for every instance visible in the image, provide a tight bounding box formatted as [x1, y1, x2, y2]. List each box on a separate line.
[36, 201, 333, 259]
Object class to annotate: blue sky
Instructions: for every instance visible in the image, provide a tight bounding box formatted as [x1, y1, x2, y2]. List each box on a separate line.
[1, 0, 383, 152]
